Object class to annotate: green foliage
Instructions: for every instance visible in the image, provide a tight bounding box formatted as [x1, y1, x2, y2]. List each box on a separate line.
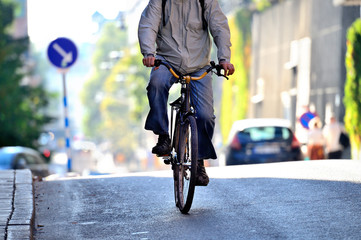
[122, 54, 149, 120]
[220, 9, 251, 143]
[252, 0, 271, 11]
[100, 48, 149, 156]
[344, 18, 361, 159]
[81, 22, 127, 140]
[81, 22, 150, 157]
[0, 0, 53, 148]
[81, 71, 107, 139]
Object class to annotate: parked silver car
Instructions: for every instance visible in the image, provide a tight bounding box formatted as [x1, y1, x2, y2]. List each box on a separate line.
[0, 146, 50, 177]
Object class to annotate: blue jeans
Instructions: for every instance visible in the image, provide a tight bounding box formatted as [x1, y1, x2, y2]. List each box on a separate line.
[145, 61, 217, 160]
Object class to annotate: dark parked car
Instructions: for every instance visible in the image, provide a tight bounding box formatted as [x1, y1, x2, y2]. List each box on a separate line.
[0, 146, 50, 177]
[225, 118, 303, 165]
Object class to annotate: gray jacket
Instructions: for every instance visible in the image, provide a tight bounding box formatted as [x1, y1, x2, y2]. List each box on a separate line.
[138, 0, 231, 74]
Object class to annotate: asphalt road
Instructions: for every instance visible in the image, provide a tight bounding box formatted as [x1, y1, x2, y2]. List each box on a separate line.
[33, 160, 361, 240]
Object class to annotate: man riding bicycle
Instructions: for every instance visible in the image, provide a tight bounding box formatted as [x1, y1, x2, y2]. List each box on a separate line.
[138, 0, 235, 186]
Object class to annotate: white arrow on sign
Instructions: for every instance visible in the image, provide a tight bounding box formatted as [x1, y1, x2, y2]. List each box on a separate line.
[53, 43, 73, 67]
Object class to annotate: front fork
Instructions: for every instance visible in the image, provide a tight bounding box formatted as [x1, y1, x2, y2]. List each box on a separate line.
[164, 82, 194, 166]
[163, 105, 178, 165]
[163, 117, 194, 170]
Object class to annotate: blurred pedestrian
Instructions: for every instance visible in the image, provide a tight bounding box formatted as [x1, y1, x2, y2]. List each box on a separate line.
[323, 115, 345, 159]
[307, 118, 325, 160]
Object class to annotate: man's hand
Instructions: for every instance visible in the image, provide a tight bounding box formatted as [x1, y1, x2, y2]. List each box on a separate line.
[220, 61, 235, 76]
[142, 55, 155, 67]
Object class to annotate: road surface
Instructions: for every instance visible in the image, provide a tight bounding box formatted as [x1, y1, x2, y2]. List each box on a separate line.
[33, 160, 361, 239]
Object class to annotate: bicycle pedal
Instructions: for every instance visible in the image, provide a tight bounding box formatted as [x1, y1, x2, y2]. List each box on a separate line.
[163, 159, 171, 165]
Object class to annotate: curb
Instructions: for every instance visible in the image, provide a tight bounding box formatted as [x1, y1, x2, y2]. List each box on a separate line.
[0, 169, 34, 240]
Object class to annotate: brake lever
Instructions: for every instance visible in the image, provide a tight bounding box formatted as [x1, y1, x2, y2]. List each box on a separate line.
[212, 69, 229, 80]
[154, 59, 162, 67]
[221, 74, 229, 80]
[215, 64, 229, 80]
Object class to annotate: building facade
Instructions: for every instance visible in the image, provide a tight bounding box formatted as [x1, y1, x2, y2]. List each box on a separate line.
[249, 0, 359, 142]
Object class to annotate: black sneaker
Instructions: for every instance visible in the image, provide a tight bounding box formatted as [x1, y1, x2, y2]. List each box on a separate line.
[152, 134, 171, 156]
[196, 165, 209, 186]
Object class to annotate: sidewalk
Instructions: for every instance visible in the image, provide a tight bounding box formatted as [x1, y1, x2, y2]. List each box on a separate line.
[0, 169, 34, 240]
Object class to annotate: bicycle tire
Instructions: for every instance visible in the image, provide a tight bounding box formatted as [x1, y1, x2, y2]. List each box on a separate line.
[172, 117, 181, 208]
[175, 115, 198, 213]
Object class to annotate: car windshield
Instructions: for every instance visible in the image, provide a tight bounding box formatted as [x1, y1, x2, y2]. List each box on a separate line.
[241, 126, 291, 142]
[0, 153, 13, 168]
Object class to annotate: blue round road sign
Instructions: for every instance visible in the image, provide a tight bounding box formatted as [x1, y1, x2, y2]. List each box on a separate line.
[47, 37, 78, 69]
[300, 111, 317, 129]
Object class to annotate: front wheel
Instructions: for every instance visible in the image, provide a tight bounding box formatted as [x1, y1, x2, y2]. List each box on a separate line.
[174, 115, 198, 214]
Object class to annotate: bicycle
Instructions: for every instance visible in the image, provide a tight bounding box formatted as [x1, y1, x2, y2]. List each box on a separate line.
[154, 59, 228, 214]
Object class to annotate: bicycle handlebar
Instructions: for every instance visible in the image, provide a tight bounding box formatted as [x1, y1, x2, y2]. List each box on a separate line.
[154, 59, 229, 83]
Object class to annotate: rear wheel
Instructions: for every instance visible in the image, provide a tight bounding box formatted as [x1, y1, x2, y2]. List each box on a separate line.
[175, 116, 198, 214]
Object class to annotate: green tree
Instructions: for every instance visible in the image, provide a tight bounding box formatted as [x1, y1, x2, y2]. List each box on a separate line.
[81, 22, 128, 140]
[220, 9, 251, 143]
[253, 0, 271, 10]
[0, 0, 52, 148]
[112, 49, 150, 122]
[218, 0, 281, 143]
[344, 18, 361, 160]
[81, 22, 150, 158]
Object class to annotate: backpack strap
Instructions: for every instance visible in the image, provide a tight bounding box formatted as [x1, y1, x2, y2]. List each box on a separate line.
[162, 0, 208, 30]
[199, 0, 208, 30]
[162, 0, 167, 27]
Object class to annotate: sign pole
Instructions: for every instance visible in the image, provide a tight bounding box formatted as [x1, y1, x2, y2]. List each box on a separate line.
[62, 72, 72, 172]
[47, 37, 78, 173]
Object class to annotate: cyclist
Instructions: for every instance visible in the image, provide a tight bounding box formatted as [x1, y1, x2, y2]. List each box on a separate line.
[138, 0, 235, 186]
